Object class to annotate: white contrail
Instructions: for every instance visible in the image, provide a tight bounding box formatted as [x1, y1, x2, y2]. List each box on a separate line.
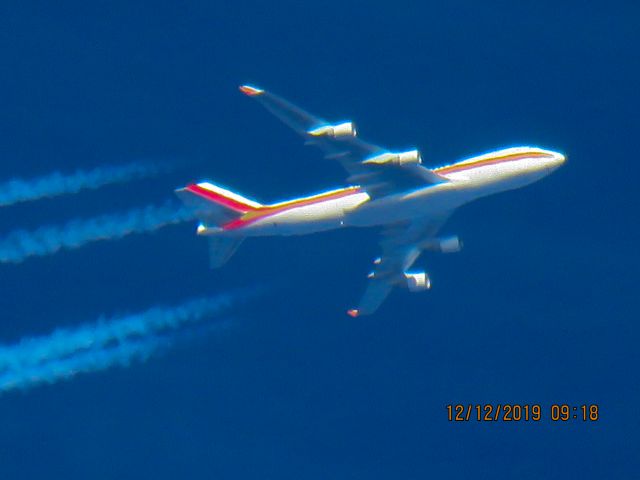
[0, 294, 239, 370]
[0, 292, 253, 393]
[0, 202, 195, 264]
[0, 162, 167, 207]
[0, 337, 165, 392]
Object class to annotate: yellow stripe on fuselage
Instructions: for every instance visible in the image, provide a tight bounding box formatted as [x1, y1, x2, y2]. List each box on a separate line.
[434, 150, 553, 175]
[233, 186, 362, 224]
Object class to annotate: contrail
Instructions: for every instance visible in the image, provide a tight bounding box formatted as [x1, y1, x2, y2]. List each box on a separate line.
[0, 292, 254, 393]
[0, 202, 196, 264]
[0, 162, 167, 207]
[0, 337, 166, 392]
[0, 294, 239, 370]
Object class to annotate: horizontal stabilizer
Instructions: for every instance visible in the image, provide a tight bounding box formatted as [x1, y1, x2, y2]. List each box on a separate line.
[208, 236, 244, 268]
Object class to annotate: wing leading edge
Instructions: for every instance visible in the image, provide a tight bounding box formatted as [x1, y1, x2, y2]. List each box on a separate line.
[239, 84, 448, 198]
[348, 213, 454, 317]
[240, 84, 456, 316]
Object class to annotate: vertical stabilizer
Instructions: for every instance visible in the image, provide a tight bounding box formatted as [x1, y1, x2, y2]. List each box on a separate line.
[175, 181, 262, 226]
[176, 181, 259, 268]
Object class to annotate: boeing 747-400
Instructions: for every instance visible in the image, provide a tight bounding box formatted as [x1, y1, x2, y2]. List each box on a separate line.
[177, 85, 565, 316]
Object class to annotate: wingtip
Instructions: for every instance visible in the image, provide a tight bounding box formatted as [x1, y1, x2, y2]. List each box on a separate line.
[346, 309, 360, 318]
[239, 85, 264, 96]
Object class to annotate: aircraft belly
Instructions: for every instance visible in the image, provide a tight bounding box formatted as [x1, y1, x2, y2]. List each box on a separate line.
[246, 193, 368, 236]
[443, 161, 557, 199]
[250, 212, 340, 235]
[344, 183, 467, 227]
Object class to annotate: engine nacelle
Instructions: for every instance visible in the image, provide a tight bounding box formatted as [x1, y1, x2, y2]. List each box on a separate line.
[308, 122, 357, 138]
[362, 149, 422, 166]
[439, 235, 463, 253]
[421, 235, 462, 253]
[196, 223, 222, 235]
[404, 271, 431, 292]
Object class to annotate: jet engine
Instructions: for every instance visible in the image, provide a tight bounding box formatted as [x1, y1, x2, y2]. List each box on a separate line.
[308, 122, 357, 138]
[404, 271, 431, 292]
[421, 235, 463, 253]
[438, 235, 462, 253]
[362, 149, 422, 166]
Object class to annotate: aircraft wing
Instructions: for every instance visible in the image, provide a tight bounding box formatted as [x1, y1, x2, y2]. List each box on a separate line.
[347, 213, 452, 317]
[239, 85, 448, 197]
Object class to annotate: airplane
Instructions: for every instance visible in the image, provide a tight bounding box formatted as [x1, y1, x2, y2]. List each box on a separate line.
[176, 85, 565, 317]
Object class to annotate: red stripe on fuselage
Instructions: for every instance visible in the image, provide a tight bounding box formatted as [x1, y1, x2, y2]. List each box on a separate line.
[434, 152, 553, 175]
[223, 187, 362, 231]
[185, 184, 255, 213]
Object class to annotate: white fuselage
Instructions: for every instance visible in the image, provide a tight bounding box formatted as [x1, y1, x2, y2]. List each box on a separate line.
[214, 147, 565, 237]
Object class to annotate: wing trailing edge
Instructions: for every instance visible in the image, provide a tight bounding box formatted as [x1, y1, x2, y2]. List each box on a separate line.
[238, 84, 448, 197]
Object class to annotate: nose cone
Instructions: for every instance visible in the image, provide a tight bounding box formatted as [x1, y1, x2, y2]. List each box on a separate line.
[541, 149, 566, 172]
[552, 151, 566, 167]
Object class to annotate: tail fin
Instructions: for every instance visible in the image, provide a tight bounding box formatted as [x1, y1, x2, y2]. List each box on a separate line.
[175, 181, 262, 226]
[175, 182, 260, 268]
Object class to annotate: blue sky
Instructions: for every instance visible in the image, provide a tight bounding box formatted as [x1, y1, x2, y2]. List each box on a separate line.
[0, 1, 638, 478]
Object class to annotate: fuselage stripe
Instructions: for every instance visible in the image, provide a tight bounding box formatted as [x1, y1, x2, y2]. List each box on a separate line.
[434, 151, 553, 175]
[223, 186, 362, 230]
[220, 151, 553, 231]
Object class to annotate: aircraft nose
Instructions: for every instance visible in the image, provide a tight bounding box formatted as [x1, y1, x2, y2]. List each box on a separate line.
[543, 150, 566, 171]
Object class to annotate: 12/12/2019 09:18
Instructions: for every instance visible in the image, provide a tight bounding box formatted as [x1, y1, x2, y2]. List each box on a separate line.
[446, 404, 600, 422]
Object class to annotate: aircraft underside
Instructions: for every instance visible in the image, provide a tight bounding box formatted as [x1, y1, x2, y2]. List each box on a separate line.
[176, 85, 565, 316]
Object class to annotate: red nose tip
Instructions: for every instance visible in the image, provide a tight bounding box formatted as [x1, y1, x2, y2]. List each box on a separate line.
[239, 85, 264, 96]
